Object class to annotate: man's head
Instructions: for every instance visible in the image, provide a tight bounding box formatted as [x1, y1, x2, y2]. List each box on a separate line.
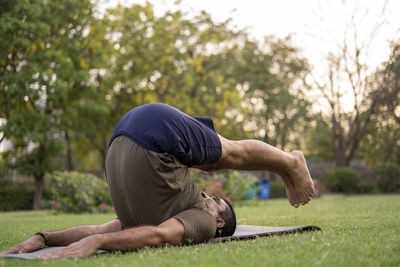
[201, 192, 237, 237]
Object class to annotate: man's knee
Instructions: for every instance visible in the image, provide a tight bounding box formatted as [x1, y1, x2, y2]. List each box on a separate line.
[216, 136, 247, 169]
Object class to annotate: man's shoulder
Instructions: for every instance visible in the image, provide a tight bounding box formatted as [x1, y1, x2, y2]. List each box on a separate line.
[173, 208, 216, 245]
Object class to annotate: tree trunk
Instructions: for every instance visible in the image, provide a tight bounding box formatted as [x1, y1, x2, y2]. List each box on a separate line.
[100, 148, 106, 171]
[331, 114, 349, 168]
[65, 130, 74, 171]
[334, 153, 348, 168]
[33, 143, 46, 210]
[33, 176, 44, 210]
[99, 122, 107, 171]
[333, 133, 348, 167]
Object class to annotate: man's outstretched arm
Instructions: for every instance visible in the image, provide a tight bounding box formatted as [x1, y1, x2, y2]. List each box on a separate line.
[37, 218, 185, 259]
[0, 219, 121, 254]
[45, 219, 122, 246]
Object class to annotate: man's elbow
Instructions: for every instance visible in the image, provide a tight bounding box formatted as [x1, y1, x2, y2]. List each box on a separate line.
[148, 218, 185, 247]
[148, 229, 166, 247]
[152, 228, 182, 247]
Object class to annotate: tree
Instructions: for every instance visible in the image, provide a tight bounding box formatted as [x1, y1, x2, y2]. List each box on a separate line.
[235, 37, 312, 151]
[77, 4, 249, 169]
[359, 114, 400, 165]
[0, 0, 95, 209]
[304, 113, 334, 160]
[144, 9, 247, 139]
[311, 1, 390, 167]
[359, 42, 400, 165]
[380, 43, 400, 125]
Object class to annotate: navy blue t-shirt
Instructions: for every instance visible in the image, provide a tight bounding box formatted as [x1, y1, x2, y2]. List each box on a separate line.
[108, 103, 222, 166]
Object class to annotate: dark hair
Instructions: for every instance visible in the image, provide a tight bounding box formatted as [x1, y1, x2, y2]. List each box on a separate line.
[217, 198, 237, 237]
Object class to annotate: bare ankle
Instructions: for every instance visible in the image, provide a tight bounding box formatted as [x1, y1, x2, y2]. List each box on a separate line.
[286, 151, 300, 170]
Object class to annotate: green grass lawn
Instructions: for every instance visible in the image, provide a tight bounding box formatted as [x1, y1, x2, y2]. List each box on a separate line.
[1, 194, 399, 266]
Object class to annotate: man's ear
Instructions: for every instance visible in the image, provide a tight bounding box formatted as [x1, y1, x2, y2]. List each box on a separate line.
[216, 218, 225, 228]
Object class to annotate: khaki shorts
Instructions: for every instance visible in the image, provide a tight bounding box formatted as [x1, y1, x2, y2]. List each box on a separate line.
[105, 135, 189, 228]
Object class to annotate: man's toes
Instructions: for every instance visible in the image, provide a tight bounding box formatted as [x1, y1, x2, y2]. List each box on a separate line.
[309, 186, 315, 195]
[286, 192, 294, 206]
[286, 188, 299, 206]
[304, 186, 314, 197]
[297, 192, 312, 205]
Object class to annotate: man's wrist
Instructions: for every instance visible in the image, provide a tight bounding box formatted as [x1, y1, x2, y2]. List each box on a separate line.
[35, 232, 49, 246]
[91, 233, 105, 249]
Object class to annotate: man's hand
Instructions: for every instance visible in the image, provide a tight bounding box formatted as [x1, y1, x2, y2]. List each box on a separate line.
[0, 235, 44, 254]
[37, 235, 100, 260]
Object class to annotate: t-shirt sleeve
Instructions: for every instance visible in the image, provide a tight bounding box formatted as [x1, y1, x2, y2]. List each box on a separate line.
[173, 208, 217, 245]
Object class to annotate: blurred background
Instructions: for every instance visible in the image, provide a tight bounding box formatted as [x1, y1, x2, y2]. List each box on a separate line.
[0, 0, 399, 212]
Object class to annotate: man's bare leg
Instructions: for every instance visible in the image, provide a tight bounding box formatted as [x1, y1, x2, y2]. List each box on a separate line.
[195, 135, 314, 207]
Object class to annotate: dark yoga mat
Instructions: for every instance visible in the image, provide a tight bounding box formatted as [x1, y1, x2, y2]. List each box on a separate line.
[0, 224, 321, 260]
[209, 224, 321, 243]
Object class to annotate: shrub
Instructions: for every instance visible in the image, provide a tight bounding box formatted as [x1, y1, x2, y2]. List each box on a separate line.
[0, 186, 34, 211]
[269, 181, 287, 198]
[324, 167, 362, 194]
[357, 181, 379, 194]
[43, 171, 112, 213]
[193, 171, 259, 201]
[373, 162, 400, 193]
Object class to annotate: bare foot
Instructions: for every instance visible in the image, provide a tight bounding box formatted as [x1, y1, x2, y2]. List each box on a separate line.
[279, 150, 315, 207]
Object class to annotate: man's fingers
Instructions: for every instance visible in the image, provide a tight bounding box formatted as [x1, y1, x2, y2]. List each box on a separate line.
[38, 246, 72, 260]
[38, 248, 80, 260]
[2, 236, 43, 255]
[18, 244, 38, 254]
[37, 254, 55, 260]
[37, 253, 59, 260]
[1, 246, 20, 254]
[18, 248, 28, 254]
[0, 250, 12, 255]
[37, 249, 63, 260]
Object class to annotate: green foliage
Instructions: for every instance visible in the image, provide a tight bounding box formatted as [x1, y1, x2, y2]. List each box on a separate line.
[101, 4, 247, 136]
[236, 37, 312, 150]
[0, 0, 96, 208]
[357, 181, 379, 194]
[0, 1, 338, 212]
[358, 111, 400, 165]
[323, 167, 362, 194]
[0, 186, 34, 211]
[0, 1, 315, 183]
[43, 171, 112, 213]
[69, 3, 251, 171]
[304, 114, 334, 160]
[192, 171, 259, 202]
[269, 181, 287, 198]
[373, 162, 400, 193]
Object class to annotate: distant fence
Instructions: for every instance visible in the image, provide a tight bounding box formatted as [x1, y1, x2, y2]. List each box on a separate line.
[0, 167, 34, 189]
